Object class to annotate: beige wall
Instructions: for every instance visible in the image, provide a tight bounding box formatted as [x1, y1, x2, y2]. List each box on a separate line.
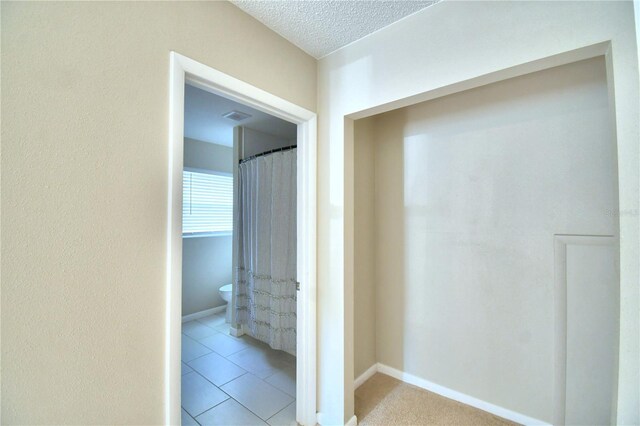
[354, 57, 617, 423]
[2, 1, 639, 425]
[0, 2, 315, 424]
[353, 118, 376, 378]
[319, 2, 639, 423]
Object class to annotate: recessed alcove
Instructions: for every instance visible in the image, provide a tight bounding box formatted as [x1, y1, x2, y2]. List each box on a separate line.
[353, 56, 618, 425]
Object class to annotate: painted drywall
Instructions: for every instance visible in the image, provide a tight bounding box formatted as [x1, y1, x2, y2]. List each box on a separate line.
[184, 137, 233, 172]
[242, 127, 295, 158]
[318, 2, 639, 424]
[353, 118, 377, 378]
[636, 1, 640, 73]
[565, 242, 617, 425]
[182, 138, 233, 316]
[182, 235, 232, 316]
[0, 2, 316, 423]
[355, 57, 616, 423]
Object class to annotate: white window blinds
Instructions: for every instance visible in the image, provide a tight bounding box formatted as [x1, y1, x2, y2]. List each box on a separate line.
[182, 170, 233, 235]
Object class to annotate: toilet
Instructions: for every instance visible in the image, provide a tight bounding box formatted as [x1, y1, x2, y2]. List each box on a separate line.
[218, 284, 233, 323]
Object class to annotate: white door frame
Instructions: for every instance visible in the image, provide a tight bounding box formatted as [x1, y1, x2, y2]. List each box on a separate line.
[342, 41, 626, 425]
[166, 52, 317, 426]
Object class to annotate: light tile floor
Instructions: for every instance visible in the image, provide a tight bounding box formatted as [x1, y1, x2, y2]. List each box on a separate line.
[181, 313, 297, 426]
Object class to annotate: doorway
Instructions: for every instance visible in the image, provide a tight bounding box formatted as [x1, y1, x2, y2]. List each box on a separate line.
[167, 53, 317, 426]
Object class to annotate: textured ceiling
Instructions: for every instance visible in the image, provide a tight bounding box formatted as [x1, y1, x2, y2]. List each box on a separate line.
[230, 0, 438, 58]
[184, 84, 296, 146]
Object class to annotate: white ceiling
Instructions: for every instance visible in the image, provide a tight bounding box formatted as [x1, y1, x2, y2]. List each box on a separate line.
[230, 0, 438, 59]
[184, 84, 297, 146]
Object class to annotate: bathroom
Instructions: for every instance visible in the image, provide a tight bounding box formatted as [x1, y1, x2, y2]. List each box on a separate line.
[180, 84, 298, 426]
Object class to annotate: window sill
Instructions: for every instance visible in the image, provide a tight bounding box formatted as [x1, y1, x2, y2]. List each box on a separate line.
[182, 232, 232, 239]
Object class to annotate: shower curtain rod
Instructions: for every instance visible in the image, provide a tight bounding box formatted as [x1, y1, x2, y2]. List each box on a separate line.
[239, 144, 297, 164]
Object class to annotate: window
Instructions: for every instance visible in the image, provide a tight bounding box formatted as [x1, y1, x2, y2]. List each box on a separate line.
[182, 169, 233, 236]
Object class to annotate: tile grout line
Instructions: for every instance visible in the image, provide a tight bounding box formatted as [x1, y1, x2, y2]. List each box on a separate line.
[187, 316, 224, 330]
[182, 370, 234, 418]
[183, 349, 214, 364]
[196, 336, 254, 357]
[265, 400, 296, 424]
[196, 388, 274, 425]
[183, 324, 297, 425]
[186, 362, 249, 390]
[218, 343, 295, 422]
[181, 406, 201, 426]
[220, 382, 294, 423]
[183, 329, 221, 340]
[185, 342, 254, 368]
[218, 338, 296, 397]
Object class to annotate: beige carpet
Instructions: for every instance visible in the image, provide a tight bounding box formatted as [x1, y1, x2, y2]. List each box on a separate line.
[355, 373, 519, 426]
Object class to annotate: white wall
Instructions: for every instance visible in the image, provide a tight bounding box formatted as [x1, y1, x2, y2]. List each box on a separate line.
[182, 138, 233, 316]
[564, 240, 617, 425]
[0, 2, 316, 423]
[318, 2, 639, 424]
[355, 57, 616, 423]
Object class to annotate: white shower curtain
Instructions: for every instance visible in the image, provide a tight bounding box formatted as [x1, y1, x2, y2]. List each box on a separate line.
[234, 149, 297, 351]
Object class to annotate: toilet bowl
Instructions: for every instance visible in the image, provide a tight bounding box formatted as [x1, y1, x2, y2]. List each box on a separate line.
[218, 284, 233, 323]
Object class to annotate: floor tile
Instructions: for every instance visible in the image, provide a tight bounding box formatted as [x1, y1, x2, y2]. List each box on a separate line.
[199, 332, 252, 357]
[264, 365, 296, 397]
[233, 334, 287, 352]
[182, 335, 213, 362]
[237, 334, 269, 349]
[277, 351, 296, 366]
[197, 398, 267, 426]
[181, 407, 199, 426]
[214, 322, 232, 334]
[227, 345, 293, 379]
[221, 374, 294, 420]
[266, 402, 296, 426]
[183, 320, 219, 340]
[188, 351, 247, 386]
[182, 362, 194, 376]
[198, 313, 226, 328]
[181, 372, 229, 417]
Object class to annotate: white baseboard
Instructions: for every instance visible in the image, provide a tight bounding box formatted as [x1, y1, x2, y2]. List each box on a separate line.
[317, 413, 358, 426]
[354, 363, 378, 389]
[345, 415, 358, 426]
[182, 305, 226, 323]
[360, 363, 549, 426]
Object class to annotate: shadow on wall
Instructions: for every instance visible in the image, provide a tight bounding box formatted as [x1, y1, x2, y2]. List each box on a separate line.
[353, 110, 408, 378]
[374, 108, 407, 377]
